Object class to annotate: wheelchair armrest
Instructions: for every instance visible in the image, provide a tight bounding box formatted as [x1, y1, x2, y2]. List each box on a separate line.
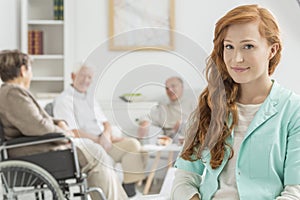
[6, 133, 65, 145]
[2, 133, 70, 150]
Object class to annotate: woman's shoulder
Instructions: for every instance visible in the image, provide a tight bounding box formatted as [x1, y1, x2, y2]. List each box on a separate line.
[274, 83, 300, 112]
[272, 81, 300, 100]
[278, 84, 300, 101]
[4, 84, 29, 96]
[0, 84, 33, 105]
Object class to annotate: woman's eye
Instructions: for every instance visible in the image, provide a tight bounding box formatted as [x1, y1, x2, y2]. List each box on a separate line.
[224, 44, 233, 49]
[244, 44, 254, 49]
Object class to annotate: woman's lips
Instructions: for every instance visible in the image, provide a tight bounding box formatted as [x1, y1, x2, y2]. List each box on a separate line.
[231, 67, 250, 73]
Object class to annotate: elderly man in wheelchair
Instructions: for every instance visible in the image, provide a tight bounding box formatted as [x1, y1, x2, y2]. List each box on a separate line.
[0, 50, 129, 200]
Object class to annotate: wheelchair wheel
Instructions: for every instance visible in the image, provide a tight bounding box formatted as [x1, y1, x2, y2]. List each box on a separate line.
[0, 160, 64, 200]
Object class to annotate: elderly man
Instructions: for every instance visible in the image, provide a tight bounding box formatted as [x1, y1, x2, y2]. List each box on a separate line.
[53, 65, 145, 198]
[138, 76, 196, 141]
[0, 50, 128, 200]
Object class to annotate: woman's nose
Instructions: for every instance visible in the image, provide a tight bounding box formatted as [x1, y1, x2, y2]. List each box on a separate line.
[234, 51, 244, 63]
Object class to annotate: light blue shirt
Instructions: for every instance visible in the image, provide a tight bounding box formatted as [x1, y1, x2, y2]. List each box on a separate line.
[174, 81, 300, 199]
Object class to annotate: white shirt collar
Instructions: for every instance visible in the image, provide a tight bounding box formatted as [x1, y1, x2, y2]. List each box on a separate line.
[67, 85, 86, 100]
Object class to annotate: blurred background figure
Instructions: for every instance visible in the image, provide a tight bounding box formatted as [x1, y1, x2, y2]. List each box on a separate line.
[0, 49, 128, 200]
[53, 65, 146, 198]
[138, 76, 196, 144]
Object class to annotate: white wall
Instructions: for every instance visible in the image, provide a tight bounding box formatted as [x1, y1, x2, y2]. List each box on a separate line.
[0, 0, 20, 85]
[1, 0, 300, 100]
[71, 0, 300, 101]
[0, 0, 19, 51]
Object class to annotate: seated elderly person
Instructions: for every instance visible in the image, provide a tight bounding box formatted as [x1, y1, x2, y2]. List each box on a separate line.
[53, 65, 146, 198]
[138, 76, 197, 143]
[0, 49, 128, 200]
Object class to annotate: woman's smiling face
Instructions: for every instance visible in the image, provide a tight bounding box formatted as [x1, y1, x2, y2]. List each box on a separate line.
[223, 21, 277, 86]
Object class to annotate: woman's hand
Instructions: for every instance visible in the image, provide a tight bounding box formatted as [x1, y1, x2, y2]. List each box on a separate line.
[57, 120, 69, 131]
[56, 120, 75, 137]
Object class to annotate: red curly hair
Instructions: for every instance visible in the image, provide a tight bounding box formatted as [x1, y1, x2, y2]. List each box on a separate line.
[181, 4, 282, 169]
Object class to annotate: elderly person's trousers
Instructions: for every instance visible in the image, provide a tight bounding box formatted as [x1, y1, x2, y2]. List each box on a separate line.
[74, 138, 128, 200]
[108, 138, 146, 184]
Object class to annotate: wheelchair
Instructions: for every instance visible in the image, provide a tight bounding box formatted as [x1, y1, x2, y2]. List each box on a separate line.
[0, 120, 107, 200]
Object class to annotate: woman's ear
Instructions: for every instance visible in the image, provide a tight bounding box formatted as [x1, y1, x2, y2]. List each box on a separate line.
[269, 43, 279, 59]
[20, 65, 27, 77]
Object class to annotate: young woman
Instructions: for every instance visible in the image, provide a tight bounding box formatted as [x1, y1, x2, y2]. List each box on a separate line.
[171, 4, 300, 200]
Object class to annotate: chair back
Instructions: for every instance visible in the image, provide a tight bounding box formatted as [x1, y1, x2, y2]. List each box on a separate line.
[0, 120, 5, 145]
[44, 102, 54, 117]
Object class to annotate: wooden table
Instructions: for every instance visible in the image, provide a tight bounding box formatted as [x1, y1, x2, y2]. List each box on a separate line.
[141, 144, 182, 195]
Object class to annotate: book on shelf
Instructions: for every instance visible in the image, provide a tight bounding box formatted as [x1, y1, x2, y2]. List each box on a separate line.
[28, 30, 43, 55]
[54, 0, 64, 20]
[59, 0, 64, 20]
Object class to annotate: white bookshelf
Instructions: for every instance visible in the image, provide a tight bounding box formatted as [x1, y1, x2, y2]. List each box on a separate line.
[31, 77, 64, 81]
[21, 0, 73, 100]
[28, 20, 64, 25]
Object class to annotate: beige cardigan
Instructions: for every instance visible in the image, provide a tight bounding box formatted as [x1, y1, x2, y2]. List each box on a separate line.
[0, 83, 67, 157]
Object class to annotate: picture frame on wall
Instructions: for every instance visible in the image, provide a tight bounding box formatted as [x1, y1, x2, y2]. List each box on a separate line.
[108, 0, 175, 50]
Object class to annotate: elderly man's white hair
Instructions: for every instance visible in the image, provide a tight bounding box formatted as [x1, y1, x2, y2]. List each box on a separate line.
[72, 62, 95, 74]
